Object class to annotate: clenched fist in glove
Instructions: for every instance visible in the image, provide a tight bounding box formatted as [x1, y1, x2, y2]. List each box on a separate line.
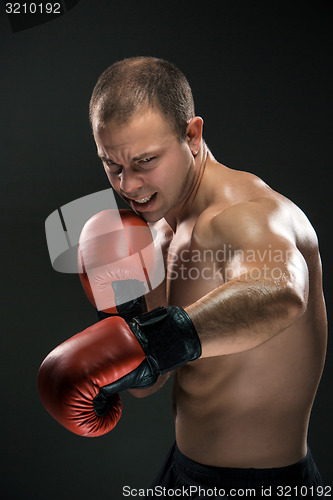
[78, 208, 157, 321]
[38, 306, 201, 437]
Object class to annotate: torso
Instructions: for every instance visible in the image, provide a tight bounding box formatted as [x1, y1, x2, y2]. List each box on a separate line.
[149, 155, 327, 468]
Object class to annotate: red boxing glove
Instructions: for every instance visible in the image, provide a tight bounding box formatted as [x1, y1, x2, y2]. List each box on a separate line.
[38, 306, 201, 437]
[37, 316, 145, 437]
[78, 209, 156, 321]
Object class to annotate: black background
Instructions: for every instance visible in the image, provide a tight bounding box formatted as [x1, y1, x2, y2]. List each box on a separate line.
[1, 1, 332, 498]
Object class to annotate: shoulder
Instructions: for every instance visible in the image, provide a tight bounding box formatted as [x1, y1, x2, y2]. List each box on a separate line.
[194, 193, 318, 256]
[193, 197, 278, 249]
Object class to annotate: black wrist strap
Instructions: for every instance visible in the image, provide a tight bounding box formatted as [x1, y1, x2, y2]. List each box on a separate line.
[128, 306, 201, 373]
[96, 279, 147, 323]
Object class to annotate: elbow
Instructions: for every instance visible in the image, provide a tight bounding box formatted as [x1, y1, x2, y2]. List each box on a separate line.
[283, 285, 308, 325]
[288, 295, 306, 322]
[285, 249, 309, 322]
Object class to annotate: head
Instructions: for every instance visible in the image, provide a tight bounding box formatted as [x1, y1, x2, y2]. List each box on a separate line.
[90, 57, 203, 224]
[89, 56, 195, 141]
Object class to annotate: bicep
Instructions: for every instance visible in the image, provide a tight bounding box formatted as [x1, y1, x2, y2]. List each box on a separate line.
[212, 201, 309, 303]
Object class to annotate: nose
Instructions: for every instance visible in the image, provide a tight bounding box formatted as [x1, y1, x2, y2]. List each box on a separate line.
[119, 170, 143, 196]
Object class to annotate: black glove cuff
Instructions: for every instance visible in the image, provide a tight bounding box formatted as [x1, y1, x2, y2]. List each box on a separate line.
[128, 306, 202, 373]
[96, 279, 147, 323]
[113, 279, 147, 319]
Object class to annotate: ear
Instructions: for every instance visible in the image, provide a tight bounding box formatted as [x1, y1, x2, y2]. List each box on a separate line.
[186, 117, 204, 156]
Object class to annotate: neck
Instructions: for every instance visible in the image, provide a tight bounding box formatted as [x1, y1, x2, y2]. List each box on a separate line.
[165, 141, 208, 232]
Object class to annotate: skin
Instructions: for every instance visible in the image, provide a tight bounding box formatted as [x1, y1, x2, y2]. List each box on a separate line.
[92, 107, 327, 469]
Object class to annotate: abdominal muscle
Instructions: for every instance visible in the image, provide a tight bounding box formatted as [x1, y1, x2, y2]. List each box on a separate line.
[173, 306, 325, 469]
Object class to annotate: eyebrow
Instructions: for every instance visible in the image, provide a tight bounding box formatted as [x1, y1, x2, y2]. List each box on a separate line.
[98, 154, 115, 162]
[98, 151, 158, 163]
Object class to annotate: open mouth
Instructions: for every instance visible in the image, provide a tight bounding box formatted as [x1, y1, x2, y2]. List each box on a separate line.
[134, 194, 155, 204]
[128, 192, 157, 211]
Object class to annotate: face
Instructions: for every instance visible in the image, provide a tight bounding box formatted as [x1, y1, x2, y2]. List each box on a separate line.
[92, 108, 198, 223]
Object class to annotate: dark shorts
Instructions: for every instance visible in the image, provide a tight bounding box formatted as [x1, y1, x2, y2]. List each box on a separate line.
[150, 443, 324, 498]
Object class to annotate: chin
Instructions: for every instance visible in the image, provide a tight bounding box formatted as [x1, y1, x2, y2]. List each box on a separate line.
[141, 213, 162, 224]
[141, 209, 166, 224]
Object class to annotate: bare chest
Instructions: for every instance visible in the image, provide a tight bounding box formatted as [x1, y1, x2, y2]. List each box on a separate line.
[161, 224, 224, 308]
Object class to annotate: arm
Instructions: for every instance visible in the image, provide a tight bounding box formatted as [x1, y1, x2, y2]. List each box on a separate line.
[39, 200, 310, 436]
[186, 198, 309, 357]
[126, 198, 310, 399]
[78, 208, 169, 398]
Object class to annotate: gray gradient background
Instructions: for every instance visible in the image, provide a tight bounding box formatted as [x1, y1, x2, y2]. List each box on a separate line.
[1, 1, 332, 498]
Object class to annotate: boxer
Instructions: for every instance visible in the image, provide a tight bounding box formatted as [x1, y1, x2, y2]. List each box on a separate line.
[39, 57, 327, 496]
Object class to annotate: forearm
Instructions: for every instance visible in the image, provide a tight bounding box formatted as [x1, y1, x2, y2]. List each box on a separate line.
[185, 272, 306, 358]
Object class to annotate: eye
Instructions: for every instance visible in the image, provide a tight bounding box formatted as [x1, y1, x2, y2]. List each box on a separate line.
[138, 157, 156, 166]
[104, 160, 122, 174]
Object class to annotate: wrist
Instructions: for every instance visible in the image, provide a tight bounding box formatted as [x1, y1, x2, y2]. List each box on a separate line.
[97, 279, 147, 322]
[129, 306, 202, 373]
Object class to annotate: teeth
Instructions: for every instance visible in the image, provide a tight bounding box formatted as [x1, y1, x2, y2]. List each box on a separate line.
[134, 194, 153, 204]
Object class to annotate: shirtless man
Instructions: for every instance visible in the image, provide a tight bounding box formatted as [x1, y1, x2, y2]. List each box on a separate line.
[86, 56, 327, 494]
[39, 56, 327, 496]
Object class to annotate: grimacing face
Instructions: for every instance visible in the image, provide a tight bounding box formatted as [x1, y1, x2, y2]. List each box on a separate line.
[92, 108, 199, 224]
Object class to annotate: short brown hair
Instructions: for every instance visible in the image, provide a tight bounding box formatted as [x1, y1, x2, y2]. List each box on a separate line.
[89, 57, 195, 140]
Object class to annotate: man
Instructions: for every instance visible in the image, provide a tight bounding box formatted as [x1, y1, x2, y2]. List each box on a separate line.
[40, 56, 327, 496]
[87, 57, 327, 494]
